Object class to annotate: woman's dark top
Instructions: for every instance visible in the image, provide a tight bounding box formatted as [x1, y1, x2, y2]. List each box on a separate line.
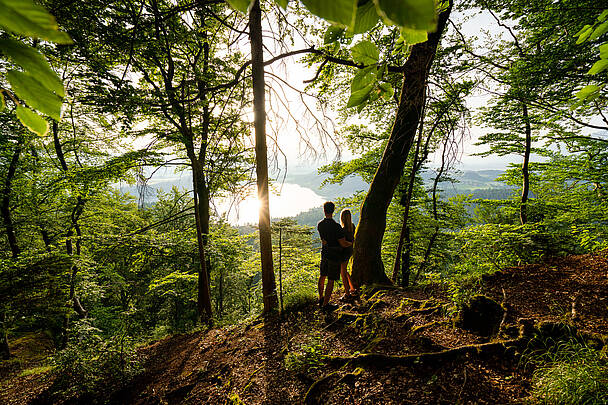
[342, 225, 354, 262]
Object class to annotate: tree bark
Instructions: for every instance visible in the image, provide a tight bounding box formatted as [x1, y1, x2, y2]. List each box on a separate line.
[190, 154, 213, 323]
[0, 310, 8, 359]
[0, 139, 20, 360]
[249, 0, 277, 313]
[520, 102, 531, 225]
[351, 2, 452, 286]
[1, 139, 22, 259]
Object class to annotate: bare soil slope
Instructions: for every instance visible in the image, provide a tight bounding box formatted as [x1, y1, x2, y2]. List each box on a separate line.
[2, 250, 607, 404]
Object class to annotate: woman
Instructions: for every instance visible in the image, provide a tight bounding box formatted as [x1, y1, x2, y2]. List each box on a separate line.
[339, 209, 357, 299]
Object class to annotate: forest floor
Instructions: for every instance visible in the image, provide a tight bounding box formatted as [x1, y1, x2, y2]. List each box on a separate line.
[1, 250, 607, 404]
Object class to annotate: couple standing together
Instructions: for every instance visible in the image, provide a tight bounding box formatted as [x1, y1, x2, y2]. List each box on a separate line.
[317, 201, 357, 311]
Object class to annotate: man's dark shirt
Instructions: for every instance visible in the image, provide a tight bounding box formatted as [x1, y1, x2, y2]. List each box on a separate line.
[317, 217, 345, 261]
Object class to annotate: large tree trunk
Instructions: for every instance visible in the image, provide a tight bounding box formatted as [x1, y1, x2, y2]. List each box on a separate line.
[192, 33, 214, 322]
[249, 0, 277, 313]
[520, 102, 531, 225]
[351, 3, 452, 286]
[190, 155, 213, 323]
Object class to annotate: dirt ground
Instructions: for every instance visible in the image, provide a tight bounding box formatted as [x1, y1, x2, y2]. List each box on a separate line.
[1, 250, 607, 404]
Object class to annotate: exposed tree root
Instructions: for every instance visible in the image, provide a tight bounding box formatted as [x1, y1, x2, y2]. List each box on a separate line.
[410, 320, 449, 335]
[535, 321, 608, 348]
[303, 370, 340, 405]
[242, 364, 264, 392]
[325, 338, 527, 367]
[392, 304, 444, 322]
[323, 321, 608, 371]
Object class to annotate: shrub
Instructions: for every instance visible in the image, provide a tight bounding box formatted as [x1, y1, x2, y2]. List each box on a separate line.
[52, 319, 143, 397]
[284, 333, 324, 375]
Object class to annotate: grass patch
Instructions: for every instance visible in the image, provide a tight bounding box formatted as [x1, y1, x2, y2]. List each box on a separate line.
[18, 365, 54, 377]
[525, 338, 608, 404]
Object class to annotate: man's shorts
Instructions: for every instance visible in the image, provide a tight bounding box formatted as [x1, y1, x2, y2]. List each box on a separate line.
[320, 257, 341, 281]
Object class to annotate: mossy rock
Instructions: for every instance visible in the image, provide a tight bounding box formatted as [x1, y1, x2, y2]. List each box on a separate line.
[456, 295, 504, 337]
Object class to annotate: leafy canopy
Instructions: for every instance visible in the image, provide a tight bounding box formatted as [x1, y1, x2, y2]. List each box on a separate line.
[0, 0, 72, 136]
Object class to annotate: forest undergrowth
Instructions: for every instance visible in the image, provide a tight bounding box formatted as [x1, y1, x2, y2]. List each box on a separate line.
[2, 250, 607, 404]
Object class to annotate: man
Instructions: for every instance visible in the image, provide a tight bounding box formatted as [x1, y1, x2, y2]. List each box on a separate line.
[317, 201, 352, 311]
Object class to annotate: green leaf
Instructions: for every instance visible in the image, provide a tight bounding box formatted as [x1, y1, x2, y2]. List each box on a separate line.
[274, 0, 288, 9]
[0, 91, 4, 111]
[575, 24, 592, 37]
[590, 21, 608, 41]
[0, 0, 72, 44]
[401, 27, 428, 44]
[301, 0, 357, 28]
[598, 10, 608, 22]
[378, 82, 394, 100]
[351, 40, 379, 65]
[588, 59, 608, 75]
[7, 71, 62, 120]
[351, 66, 377, 92]
[324, 25, 345, 44]
[575, 85, 599, 100]
[366, 88, 380, 107]
[576, 26, 593, 44]
[0, 38, 65, 97]
[347, 83, 374, 108]
[600, 43, 608, 59]
[16, 105, 49, 136]
[374, 0, 436, 31]
[225, 0, 252, 13]
[352, 1, 380, 34]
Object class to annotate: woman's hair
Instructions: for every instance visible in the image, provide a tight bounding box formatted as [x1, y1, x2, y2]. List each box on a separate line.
[340, 209, 354, 233]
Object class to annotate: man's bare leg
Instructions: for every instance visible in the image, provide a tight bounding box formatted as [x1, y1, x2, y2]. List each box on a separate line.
[318, 276, 326, 303]
[323, 279, 334, 306]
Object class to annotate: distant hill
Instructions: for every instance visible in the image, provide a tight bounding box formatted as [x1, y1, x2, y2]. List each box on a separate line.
[114, 168, 512, 225]
[284, 171, 368, 200]
[288, 169, 512, 227]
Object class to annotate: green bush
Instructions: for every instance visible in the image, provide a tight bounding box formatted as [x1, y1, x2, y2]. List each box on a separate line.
[284, 333, 324, 374]
[52, 319, 143, 397]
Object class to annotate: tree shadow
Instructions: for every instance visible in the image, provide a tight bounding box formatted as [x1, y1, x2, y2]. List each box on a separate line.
[262, 313, 287, 403]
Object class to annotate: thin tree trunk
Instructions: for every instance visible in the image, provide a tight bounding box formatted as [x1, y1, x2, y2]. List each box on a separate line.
[400, 226, 411, 287]
[351, 2, 452, 286]
[53, 123, 87, 348]
[199, 26, 213, 287]
[415, 136, 449, 284]
[53, 124, 87, 317]
[1, 139, 22, 258]
[0, 139, 19, 359]
[520, 102, 531, 225]
[0, 310, 8, 359]
[249, 0, 277, 313]
[391, 130, 423, 283]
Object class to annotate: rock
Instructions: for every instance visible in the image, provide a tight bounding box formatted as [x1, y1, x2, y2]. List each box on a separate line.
[456, 295, 504, 337]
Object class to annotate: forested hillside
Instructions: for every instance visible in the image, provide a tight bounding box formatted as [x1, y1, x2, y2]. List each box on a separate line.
[1, 0, 607, 403]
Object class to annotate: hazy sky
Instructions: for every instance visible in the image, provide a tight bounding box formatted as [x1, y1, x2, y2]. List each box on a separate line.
[260, 8, 517, 181]
[138, 8, 529, 224]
